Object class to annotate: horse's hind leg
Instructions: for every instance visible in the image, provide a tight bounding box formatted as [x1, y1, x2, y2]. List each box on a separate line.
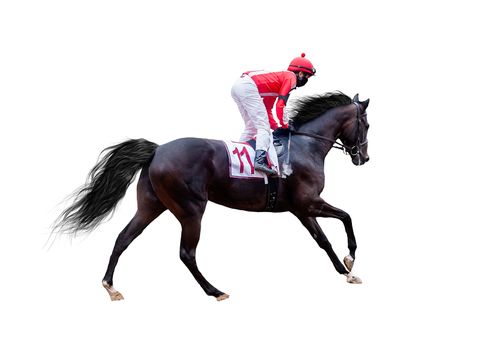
[102, 168, 166, 301]
[178, 211, 229, 301]
[102, 210, 164, 300]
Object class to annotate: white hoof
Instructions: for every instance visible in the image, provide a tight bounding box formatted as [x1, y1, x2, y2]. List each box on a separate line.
[345, 273, 362, 284]
[216, 294, 230, 301]
[343, 255, 354, 271]
[102, 281, 125, 301]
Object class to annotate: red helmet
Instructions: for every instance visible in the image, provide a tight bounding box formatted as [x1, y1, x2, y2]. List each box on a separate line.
[288, 53, 316, 76]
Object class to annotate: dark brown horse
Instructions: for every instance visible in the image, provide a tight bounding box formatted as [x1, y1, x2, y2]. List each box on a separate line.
[55, 92, 370, 301]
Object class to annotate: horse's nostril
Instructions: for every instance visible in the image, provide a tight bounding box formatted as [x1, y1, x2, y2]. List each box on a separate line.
[366, 156, 370, 162]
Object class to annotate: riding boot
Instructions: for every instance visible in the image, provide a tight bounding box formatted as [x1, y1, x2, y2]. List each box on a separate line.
[254, 150, 277, 176]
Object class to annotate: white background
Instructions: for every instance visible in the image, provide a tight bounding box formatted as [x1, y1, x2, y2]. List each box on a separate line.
[1, 1, 481, 349]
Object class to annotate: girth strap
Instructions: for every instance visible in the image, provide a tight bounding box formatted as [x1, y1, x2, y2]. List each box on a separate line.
[265, 176, 279, 211]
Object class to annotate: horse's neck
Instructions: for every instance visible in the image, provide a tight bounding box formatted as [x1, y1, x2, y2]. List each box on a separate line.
[300, 107, 351, 148]
[295, 106, 352, 160]
[299, 107, 349, 140]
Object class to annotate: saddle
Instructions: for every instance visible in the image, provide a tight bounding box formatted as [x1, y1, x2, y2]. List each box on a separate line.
[223, 129, 291, 211]
[244, 128, 290, 162]
[272, 127, 291, 159]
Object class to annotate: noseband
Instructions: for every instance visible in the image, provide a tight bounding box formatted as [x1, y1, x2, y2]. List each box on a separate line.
[346, 102, 368, 157]
[291, 102, 367, 157]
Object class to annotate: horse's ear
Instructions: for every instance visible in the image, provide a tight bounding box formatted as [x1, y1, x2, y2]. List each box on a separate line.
[362, 98, 370, 109]
[353, 93, 359, 102]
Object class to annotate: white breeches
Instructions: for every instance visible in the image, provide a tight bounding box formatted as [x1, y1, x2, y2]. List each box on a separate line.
[231, 76, 272, 151]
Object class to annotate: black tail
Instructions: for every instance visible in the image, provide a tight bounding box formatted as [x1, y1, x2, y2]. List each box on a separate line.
[54, 138, 158, 234]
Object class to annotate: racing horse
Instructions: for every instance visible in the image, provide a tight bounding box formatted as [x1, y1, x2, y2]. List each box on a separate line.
[55, 92, 370, 301]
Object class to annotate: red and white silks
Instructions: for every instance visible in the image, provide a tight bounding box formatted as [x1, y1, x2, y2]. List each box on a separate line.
[231, 70, 296, 151]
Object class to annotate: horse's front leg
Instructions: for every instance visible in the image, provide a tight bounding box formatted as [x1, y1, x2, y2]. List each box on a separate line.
[317, 200, 358, 272]
[295, 216, 362, 284]
[303, 197, 358, 272]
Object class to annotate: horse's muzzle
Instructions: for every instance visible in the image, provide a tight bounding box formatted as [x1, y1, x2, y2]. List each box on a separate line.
[351, 153, 370, 166]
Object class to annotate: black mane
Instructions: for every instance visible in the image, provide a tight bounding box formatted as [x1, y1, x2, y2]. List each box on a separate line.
[289, 91, 352, 126]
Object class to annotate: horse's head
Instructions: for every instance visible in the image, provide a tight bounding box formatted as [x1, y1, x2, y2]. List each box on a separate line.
[340, 94, 370, 166]
[289, 92, 370, 166]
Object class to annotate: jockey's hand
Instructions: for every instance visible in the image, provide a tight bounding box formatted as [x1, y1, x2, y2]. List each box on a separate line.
[288, 120, 296, 131]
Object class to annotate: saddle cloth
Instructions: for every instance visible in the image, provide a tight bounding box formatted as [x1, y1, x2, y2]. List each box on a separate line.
[223, 140, 280, 179]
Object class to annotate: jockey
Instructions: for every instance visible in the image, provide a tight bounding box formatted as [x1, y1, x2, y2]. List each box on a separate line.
[231, 53, 315, 175]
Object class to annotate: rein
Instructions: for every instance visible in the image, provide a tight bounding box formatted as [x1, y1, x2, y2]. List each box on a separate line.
[290, 102, 367, 157]
[290, 130, 347, 151]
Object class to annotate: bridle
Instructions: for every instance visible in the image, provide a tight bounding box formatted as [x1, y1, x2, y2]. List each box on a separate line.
[290, 102, 368, 158]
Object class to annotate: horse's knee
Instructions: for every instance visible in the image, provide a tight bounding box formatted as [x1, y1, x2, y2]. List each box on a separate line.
[339, 211, 352, 225]
[179, 247, 195, 265]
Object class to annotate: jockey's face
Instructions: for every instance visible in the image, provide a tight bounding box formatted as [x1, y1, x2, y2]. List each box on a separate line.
[296, 71, 311, 87]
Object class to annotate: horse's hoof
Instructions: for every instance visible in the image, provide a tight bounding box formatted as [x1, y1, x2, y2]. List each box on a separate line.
[102, 281, 125, 301]
[345, 273, 363, 284]
[216, 293, 230, 301]
[343, 255, 354, 271]
[109, 291, 125, 301]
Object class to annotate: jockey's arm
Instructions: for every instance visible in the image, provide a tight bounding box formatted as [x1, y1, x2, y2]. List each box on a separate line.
[276, 97, 289, 128]
[275, 74, 297, 128]
[266, 108, 279, 130]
